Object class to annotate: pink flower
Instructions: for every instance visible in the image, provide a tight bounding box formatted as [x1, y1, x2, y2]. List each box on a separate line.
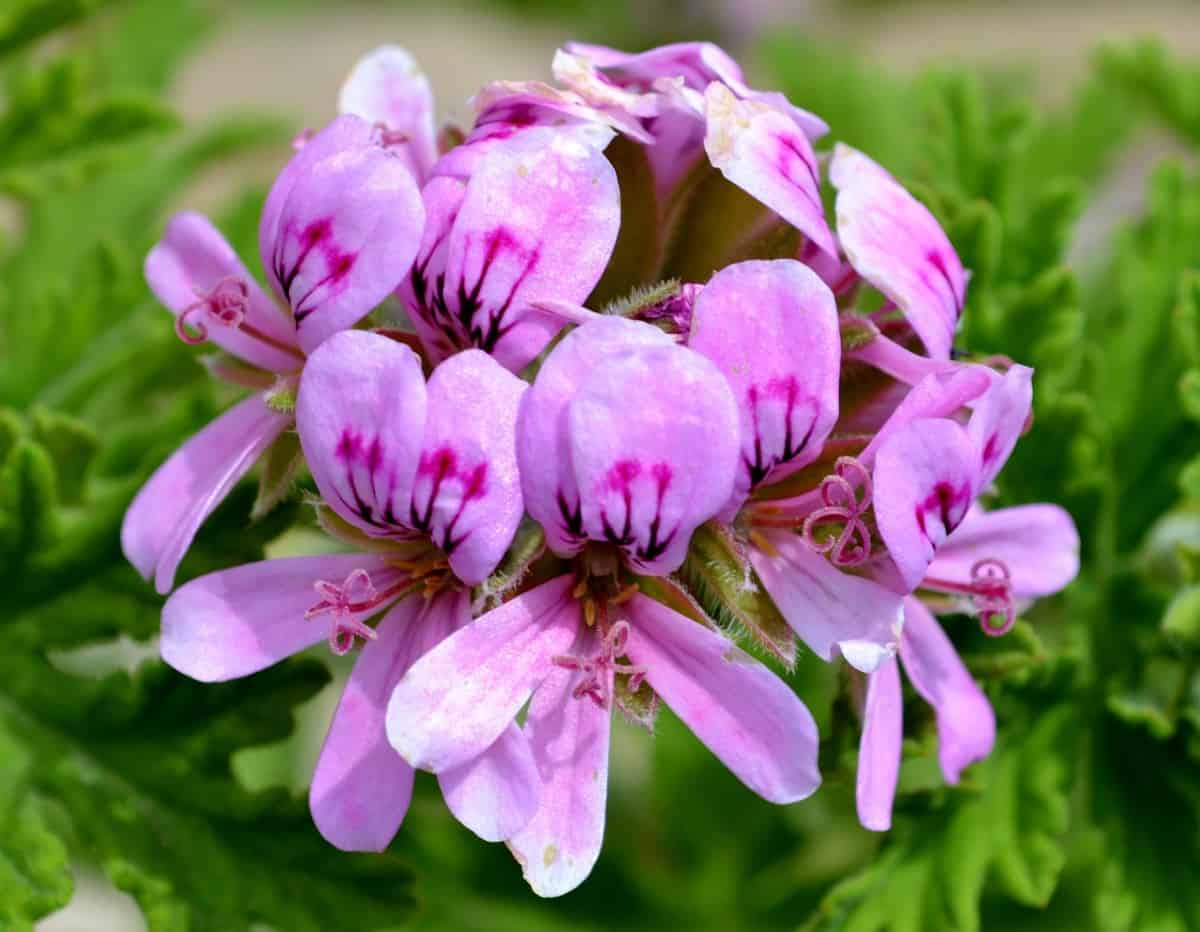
[338, 46, 624, 373]
[160, 330, 538, 850]
[385, 318, 821, 896]
[122, 115, 425, 593]
[856, 504, 1079, 830]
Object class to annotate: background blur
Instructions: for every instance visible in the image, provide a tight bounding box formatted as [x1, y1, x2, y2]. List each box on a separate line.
[6, 1, 1200, 930]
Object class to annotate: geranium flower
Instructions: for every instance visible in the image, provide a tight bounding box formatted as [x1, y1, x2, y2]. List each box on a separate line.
[386, 317, 821, 896]
[122, 115, 424, 593]
[160, 330, 537, 850]
[856, 504, 1079, 830]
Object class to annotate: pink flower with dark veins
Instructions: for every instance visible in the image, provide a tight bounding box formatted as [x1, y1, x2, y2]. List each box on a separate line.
[160, 330, 537, 851]
[338, 46, 625, 374]
[385, 317, 822, 897]
[122, 115, 425, 594]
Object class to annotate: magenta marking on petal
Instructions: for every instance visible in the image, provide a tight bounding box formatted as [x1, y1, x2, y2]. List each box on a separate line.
[410, 445, 490, 554]
[927, 250, 964, 315]
[802, 456, 874, 567]
[773, 132, 823, 215]
[744, 376, 817, 487]
[914, 480, 970, 543]
[272, 216, 359, 322]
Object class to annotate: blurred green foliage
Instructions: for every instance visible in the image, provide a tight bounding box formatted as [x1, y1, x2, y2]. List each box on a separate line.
[2, 0, 1199, 929]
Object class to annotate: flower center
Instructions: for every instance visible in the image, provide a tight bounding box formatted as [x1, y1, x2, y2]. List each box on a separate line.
[305, 555, 453, 655]
[800, 456, 874, 567]
[176, 277, 250, 345]
[552, 619, 646, 710]
[921, 558, 1016, 636]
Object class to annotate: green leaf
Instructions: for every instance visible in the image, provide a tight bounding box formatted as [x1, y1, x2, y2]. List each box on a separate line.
[0, 716, 72, 930]
[0, 0, 106, 58]
[803, 704, 1075, 932]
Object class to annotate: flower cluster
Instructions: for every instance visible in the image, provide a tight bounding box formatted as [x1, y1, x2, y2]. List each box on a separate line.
[124, 41, 1080, 896]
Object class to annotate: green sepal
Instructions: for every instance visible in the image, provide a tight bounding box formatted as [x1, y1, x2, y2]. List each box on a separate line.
[251, 429, 302, 521]
[678, 521, 797, 668]
[475, 517, 546, 609]
[613, 673, 659, 733]
[264, 381, 297, 414]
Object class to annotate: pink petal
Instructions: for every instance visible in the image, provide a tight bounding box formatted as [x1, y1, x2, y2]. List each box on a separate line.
[859, 364, 994, 464]
[517, 317, 674, 559]
[439, 723, 540, 843]
[429, 127, 621, 371]
[704, 83, 837, 259]
[507, 658, 611, 897]
[873, 418, 980, 592]
[566, 339, 740, 575]
[831, 144, 967, 360]
[625, 594, 821, 803]
[122, 395, 290, 594]
[565, 40, 827, 139]
[688, 259, 840, 499]
[161, 553, 401, 682]
[338, 45, 437, 182]
[966, 364, 1032, 489]
[927, 504, 1079, 599]
[260, 114, 425, 354]
[144, 212, 301, 373]
[386, 575, 578, 772]
[309, 595, 429, 852]
[296, 330, 427, 538]
[749, 530, 903, 671]
[899, 597, 995, 784]
[856, 655, 902, 832]
[416, 350, 528, 585]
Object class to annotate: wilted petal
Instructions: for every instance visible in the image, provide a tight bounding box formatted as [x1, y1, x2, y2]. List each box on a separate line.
[429, 128, 621, 371]
[338, 45, 437, 181]
[928, 504, 1080, 599]
[688, 259, 840, 499]
[856, 655, 902, 832]
[704, 83, 836, 258]
[145, 212, 302, 373]
[412, 350, 527, 585]
[966, 364, 1032, 489]
[831, 144, 967, 360]
[899, 597, 995, 784]
[507, 658, 611, 898]
[873, 418, 979, 592]
[567, 341, 740, 575]
[440, 723, 540, 843]
[625, 594, 821, 803]
[161, 553, 401, 682]
[517, 317, 674, 558]
[122, 395, 290, 594]
[749, 530, 902, 671]
[296, 330, 427, 538]
[565, 40, 827, 139]
[261, 114, 425, 354]
[386, 575, 578, 771]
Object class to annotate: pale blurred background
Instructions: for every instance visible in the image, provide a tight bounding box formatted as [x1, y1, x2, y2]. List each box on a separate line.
[36, 0, 1200, 928]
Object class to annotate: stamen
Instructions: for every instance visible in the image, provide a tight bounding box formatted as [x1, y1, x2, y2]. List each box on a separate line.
[305, 568, 420, 655]
[551, 620, 647, 710]
[921, 558, 1016, 636]
[176, 277, 249, 345]
[801, 456, 873, 567]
